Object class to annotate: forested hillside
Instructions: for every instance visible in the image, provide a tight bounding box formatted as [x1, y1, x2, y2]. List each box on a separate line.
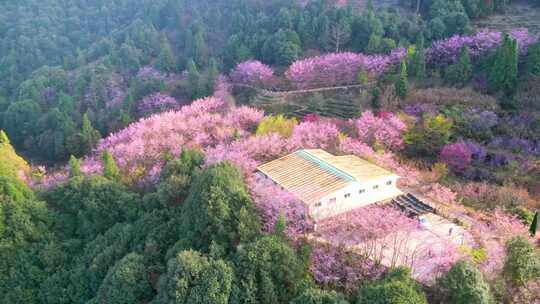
[1, 0, 540, 303]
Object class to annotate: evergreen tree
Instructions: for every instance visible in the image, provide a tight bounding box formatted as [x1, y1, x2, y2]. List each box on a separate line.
[0, 130, 9, 144]
[69, 155, 81, 177]
[395, 61, 409, 99]
[503, 236, 540, 286]
[66, 113, 101, 157]
[186, 58, 201, 99]
[185, 23, 208, 67]
[526, 39, 540, 76]
[444, 46, 473, 86]
[206, 57, 219, 95]
[157, 34, 176, 73]
[530, 211, 538, 237]
[370, 87, 381, 112]
[102, 150, 120, 181]
[489, 34, 518, 97]
[410, 32, 426, 79]
[355, 267, 427, 304]
[438, 260, 494, 304]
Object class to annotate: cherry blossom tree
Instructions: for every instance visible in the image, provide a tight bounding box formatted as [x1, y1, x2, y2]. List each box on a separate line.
[440, 142, 473, 174]
[230, 60, 275, 87]
[355, 111, 407, 151]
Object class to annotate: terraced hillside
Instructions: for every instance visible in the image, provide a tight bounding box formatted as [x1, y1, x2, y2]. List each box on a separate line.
[473, 1, 540, 33]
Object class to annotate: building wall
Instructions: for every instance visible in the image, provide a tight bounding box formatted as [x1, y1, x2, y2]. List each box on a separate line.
[310, 176, 402, 221]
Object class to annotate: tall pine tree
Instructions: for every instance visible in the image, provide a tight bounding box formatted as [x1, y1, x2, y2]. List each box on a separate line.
[410, 32, 426, 79]
[157, 34, 176, 73]
[489, 34, 518, 97]
[395, 61, 409, 99]
[102, 150, 120, 181]
[526, 39, 540, 76]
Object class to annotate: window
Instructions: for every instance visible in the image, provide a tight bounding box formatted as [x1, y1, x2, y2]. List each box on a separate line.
[329, 198, 336, 204]
[344, 193, 351, 199]
[386, 180, 393, 186]
[315, 202, 322, 207]
[373, 185, 379, 190]
[359, 189, 365, 194]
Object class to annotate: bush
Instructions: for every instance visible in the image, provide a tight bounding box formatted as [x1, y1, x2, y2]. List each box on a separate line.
[91, 253, 153, 304]
[503, 236, 540, 286]
[291, 288, 349, 304]
[256, 115, 298, 138]
[155, 250, 233, 304]
[354, 267, 427, 304]
[437, 260, 493, 304]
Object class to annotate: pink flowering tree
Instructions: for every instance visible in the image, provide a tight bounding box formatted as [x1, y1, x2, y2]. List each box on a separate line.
[230, 60, 275, 88]
[137, 93, 181, 115]
[426, 28, 539, 67]
[249, 177, 313, 238]
[471, 208, 530, 277]
[80, 97, 263, 184]
[315, 205, 461, 282]
[355, 111, 407, 151]
[440, 142, 473, 174]
[287, 120, 340, 151]
[310, 242, 385, 293]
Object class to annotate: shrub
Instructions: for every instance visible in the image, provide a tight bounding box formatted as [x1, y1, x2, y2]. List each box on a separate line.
[256, 115, 298, 138]
[503, 236, 540, 286]
[155, 250, 233, 304]
[437, 260, 494, 304]
[291, 288, 349, 304]
[354, 267, 427, 304]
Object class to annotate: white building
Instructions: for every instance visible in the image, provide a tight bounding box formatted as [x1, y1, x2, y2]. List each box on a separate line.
[257, 149, 403, 221]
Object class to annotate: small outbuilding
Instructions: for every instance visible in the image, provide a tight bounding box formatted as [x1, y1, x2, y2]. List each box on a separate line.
[256, 149, 403, 221]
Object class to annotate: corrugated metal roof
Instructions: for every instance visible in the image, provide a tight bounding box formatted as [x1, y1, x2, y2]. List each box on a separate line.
[256, 149, 397, 205]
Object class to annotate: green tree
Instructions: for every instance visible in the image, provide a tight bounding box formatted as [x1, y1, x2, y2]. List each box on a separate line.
[444, 46, 473, 86]
[291, 288, 349, 304]
[157, 149, 205, 207]
[355, 267, 427, 304]
[45, 176, 141, 240]
[69, 155, 81, 177]
[186, 58, 202, 99]
[155, 250, 233, 304]
[395, 61, 409, 99]
[206, 57, 219, 95]
[530, 211, 538, 236]
[489, 34, 518, 97]
[404, 114, 454, 157]
[504, 236, 540, 286]
[438, 260, 494, 304]
[157, 34, 176, 73]
[526, 39, 540, 76]
[92, 253, 153, 304]
[66, 113, 101, 157]
[102, 150, 120, 181]
[409, 32, 426, 79]
[185, 23, 208, 67]
[231, 235, 312, 304]
[179, 162, 261, 254]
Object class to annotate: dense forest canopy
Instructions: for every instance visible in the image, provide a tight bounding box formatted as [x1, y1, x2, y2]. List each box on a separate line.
[1, 0, 540, 303]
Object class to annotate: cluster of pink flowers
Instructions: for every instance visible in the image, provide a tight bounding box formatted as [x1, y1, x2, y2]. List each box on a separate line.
[137, 93, 181, 115]
[440, 142, 473, 173]
[355, 111, 407, 151]
[310, 242, 385, 292]
[230, 60, 275, 87]
[249, 177, 313, 238]
[83, 97, 263, 182]
[287, 120, 341, 150]
[471, 208, 529, 277]
[285, 49, 407, 89]
[419, 183, 458, 205]
[426, 28, 539, 66]
[316, 205, 462, 282]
